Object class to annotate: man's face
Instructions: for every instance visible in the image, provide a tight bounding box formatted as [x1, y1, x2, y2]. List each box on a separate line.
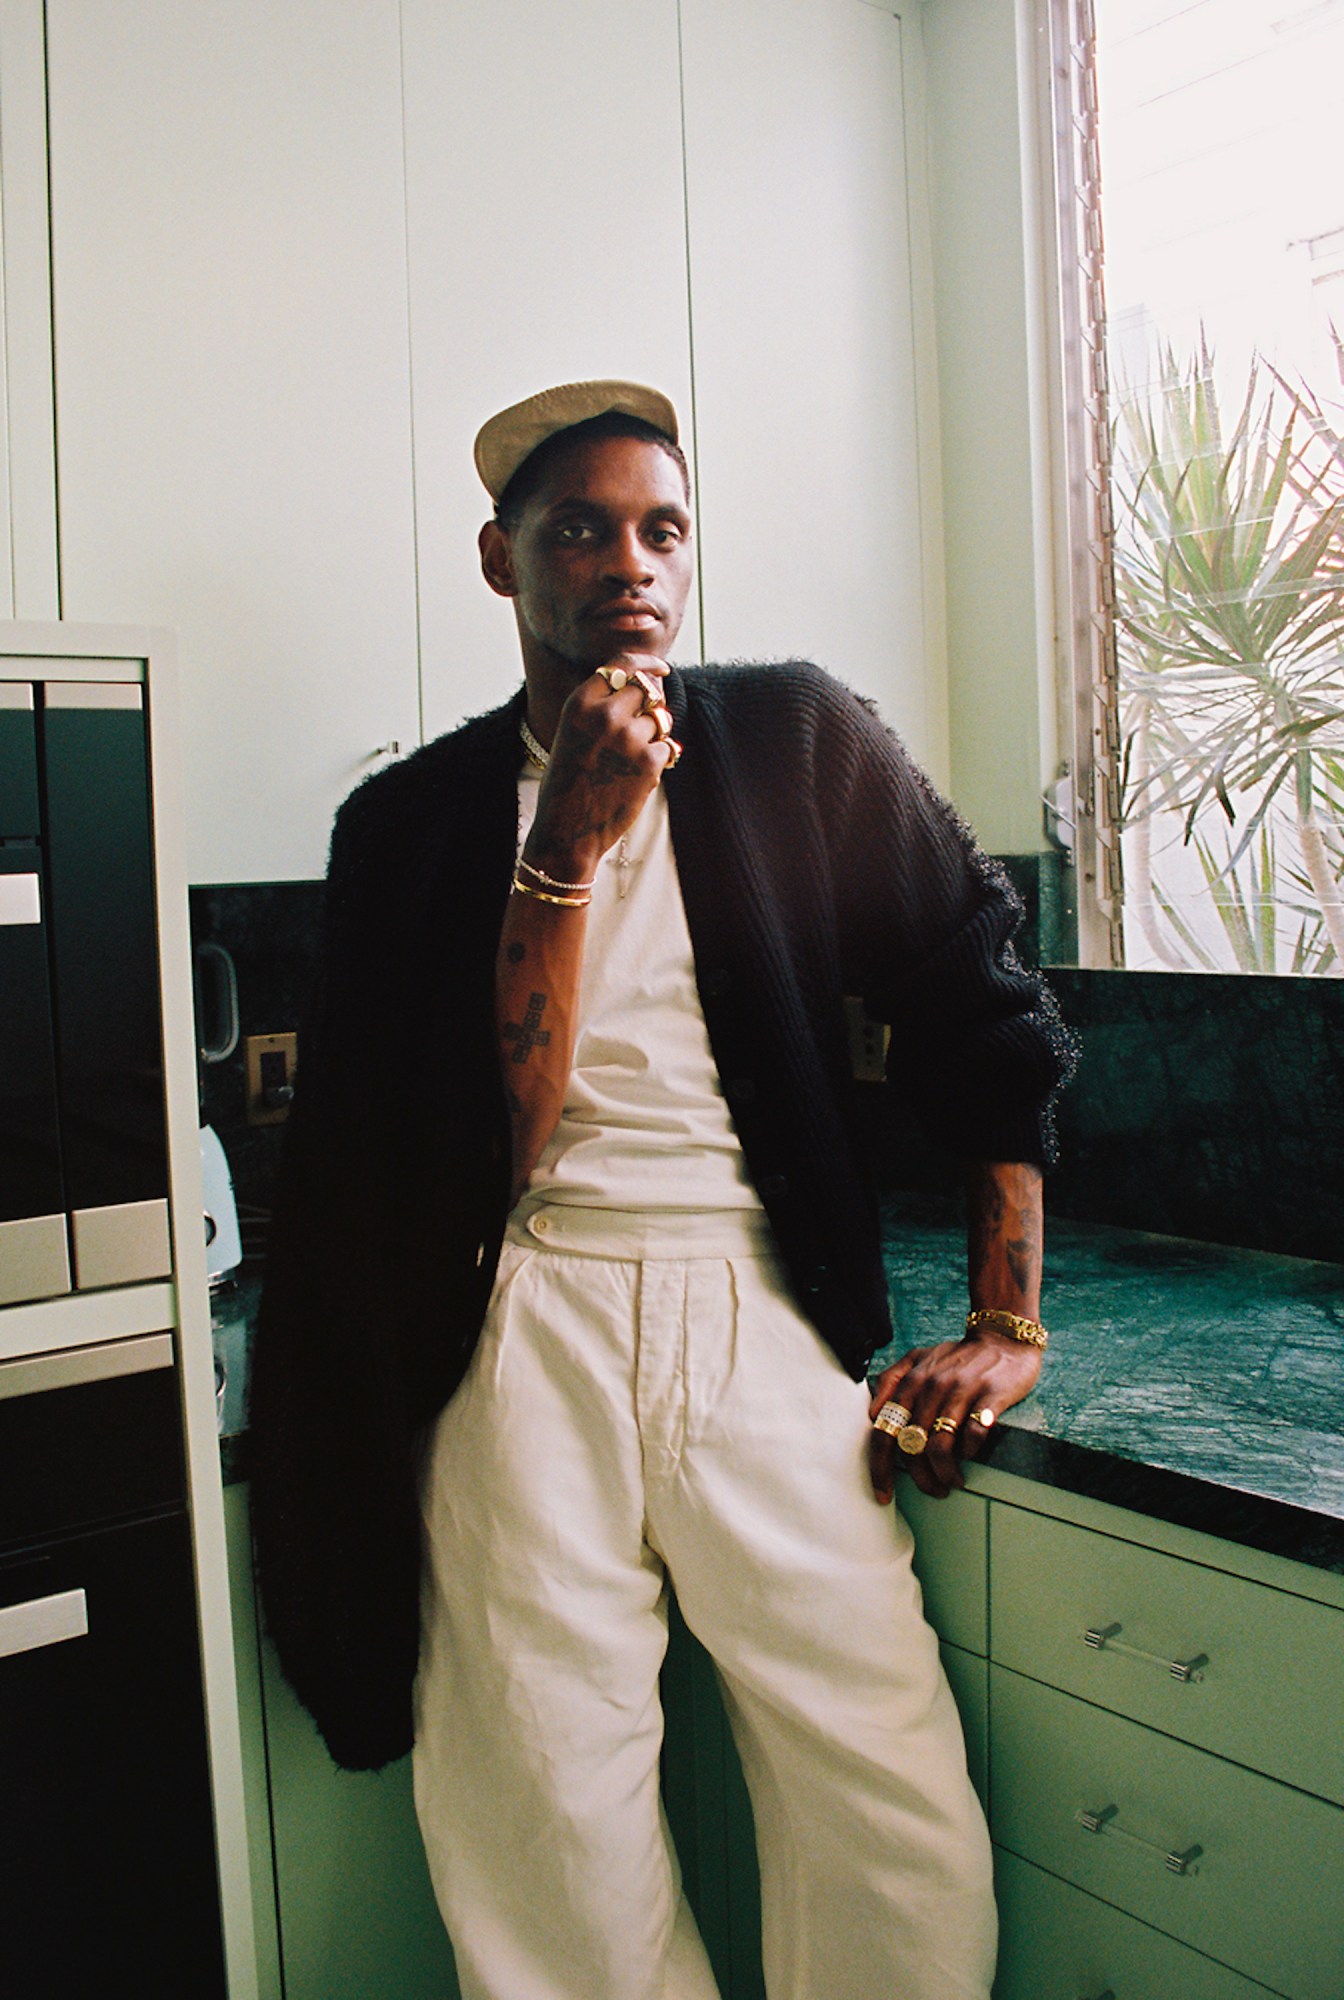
[482, 434, 694, 676]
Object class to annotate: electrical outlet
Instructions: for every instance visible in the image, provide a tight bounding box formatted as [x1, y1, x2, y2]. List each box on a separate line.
[245, 1031, 298, 1126]
[843, 996, 889, 1084]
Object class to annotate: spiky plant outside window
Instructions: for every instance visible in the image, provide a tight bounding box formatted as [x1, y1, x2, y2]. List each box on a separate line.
[1113, 345, 1344, 975]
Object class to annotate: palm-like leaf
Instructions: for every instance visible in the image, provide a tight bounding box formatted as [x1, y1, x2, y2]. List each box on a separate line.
[1112, 344, 1344, 973]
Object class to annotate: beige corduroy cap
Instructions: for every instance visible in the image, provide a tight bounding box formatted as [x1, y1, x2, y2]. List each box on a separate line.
[473, 379, 680, 504]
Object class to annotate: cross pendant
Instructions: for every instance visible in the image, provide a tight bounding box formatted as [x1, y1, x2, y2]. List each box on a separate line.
[611, 838, 639, 900]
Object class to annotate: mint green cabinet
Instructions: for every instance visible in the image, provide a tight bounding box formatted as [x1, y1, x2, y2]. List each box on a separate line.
[896, 1484, 989, 1654]
[991, 1501, 1344, 1805]
[990, 1663, 1344, 1999]
[976, 1473, 1344, 2000]
[993, 1847, 1279, 2000]
[224, 1484, 460, 2000]
[222, 1485, 283, 2000]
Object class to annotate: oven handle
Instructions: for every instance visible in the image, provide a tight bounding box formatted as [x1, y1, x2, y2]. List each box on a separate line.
[0, 1588, 89, 1661]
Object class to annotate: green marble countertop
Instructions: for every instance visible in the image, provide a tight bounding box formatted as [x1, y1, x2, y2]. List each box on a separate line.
[214, 1206, 1344, 1570]
[877, 1199, 1344, 1571]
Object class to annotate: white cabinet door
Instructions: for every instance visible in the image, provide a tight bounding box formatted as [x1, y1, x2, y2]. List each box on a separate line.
[680, 0, 935, 763]
[402, 0, 699, 743]
[45, 0, 420, 882]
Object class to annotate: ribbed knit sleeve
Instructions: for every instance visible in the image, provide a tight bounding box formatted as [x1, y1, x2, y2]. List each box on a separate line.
[814, 671, 1077, 1164]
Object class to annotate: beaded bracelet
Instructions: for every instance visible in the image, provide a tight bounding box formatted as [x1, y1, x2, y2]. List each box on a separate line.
[516, 856, 597, 895]
[965, 1307, 1049, 1350]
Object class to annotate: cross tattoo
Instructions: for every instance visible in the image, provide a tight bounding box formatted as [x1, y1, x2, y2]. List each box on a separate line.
[503, 992, 551, 1064]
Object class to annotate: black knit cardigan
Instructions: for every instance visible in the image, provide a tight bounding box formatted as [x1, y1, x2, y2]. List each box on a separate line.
[249, 662, 1073, 1770]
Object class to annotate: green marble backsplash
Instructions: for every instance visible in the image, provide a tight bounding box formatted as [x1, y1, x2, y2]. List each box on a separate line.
[190, 877, 1342, 1264]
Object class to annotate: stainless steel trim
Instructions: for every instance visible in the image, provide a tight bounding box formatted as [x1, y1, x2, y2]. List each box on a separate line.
[0, 872, 41, 925]
[0, 1588, 89, 1661]
[0, 1214, 71, 1305]
[71, 1199, 172, 1290]
[1076, 1803, 1202, 1877]
[0, 1331, 172, 1401]
[1081, 1620, 1208, 1683]
[43, 681, 143, 710]
[0, 681, 35, 707]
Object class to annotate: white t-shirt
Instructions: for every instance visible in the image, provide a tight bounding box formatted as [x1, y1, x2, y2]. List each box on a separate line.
[516, 770, 762, 1212]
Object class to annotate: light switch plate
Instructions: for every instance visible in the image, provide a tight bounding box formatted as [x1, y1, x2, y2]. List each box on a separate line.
[245, 1030, 298, 1125]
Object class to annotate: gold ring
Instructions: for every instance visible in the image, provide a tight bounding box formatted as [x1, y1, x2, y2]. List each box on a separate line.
[872, 1401, 911, 1438]
[596, 665, 629, 692]
[630, 669, 663, 713]
[968, 1406, 997, 1430]
[896, 1425, 929, 1456]
[663, 737, 684, 770]
[650, 704, 673, 740]
[932, 1415, 959, 1436]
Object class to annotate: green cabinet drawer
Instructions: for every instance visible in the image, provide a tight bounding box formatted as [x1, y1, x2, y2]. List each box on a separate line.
[942, 1642, 988, 1807]
[989, 1665, 1344, 2000]
[990, 1504, 1344, 1805]
[992, 1847, 1278, 2000]
[896, 1484, 988, 1655]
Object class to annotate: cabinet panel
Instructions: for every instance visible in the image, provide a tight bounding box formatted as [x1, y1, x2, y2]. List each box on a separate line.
[990, 1665, 1344, 2000]
[258, 1599, 459, 2000]
[222, 1484, 282, 2000]
[991, 1501, 1344, 1805]
[941, 1641, 988, 1807]
[992, 1846, 1278, 2000]
[403, 0, 699, 744]
[680, 0, 933, 757]
[898, 1483, 988, 1655]
[45, 0, 420, 882]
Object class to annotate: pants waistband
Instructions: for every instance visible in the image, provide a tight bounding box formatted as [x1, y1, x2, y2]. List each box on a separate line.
[506, 1199, 776, 1262]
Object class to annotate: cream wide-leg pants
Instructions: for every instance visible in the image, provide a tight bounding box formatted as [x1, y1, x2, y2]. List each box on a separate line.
[413, 1204, 996, 2000]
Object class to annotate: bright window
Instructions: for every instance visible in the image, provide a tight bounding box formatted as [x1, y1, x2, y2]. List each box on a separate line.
[1051, 0, 1344, 972]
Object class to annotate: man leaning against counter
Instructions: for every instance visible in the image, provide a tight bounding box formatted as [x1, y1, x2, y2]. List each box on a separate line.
[248, 379, 1075, 2000]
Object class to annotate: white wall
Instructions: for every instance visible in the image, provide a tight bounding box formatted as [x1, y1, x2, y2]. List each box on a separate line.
[1, 0, 1060, 878]
[918, 0, 1057, 855]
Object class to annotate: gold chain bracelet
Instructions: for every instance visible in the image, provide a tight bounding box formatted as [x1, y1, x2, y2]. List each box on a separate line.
[965, 1307, 1049, 1349]
[511, 873, 591, 909]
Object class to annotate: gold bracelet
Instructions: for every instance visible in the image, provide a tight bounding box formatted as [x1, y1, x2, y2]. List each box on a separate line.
[516, 857, 597, 895]
[511, 874, 591, 909]
[965, 1307, 1049, 1350]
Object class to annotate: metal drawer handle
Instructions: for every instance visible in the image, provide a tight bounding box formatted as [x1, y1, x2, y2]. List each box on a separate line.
[0, 1588, 89, 1661]
[1077, 1802, 1202, 1876]
[1083, 1621, 1208, 1683]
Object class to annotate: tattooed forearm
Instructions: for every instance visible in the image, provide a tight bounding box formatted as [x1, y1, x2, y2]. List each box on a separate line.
[1005, 1201, 1042, 1295]
[966, 1161, 1007, 1289]
[966, 1161, 1043, 1316]
[502, 991, 552, 1065]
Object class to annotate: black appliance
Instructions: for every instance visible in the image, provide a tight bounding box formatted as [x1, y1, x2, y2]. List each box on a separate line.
[0, 679, 170, 1304]
[0, 1336, 228, 1995]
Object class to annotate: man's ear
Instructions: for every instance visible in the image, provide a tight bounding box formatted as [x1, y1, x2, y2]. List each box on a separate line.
[479, 520, 518, 598]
